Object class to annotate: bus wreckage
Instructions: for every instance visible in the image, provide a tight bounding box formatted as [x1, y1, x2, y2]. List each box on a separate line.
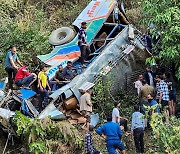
[0, 0, 149, 137]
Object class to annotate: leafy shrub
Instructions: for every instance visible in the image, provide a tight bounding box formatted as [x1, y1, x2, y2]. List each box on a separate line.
[13, 111, 83, 154]
[141, 0, 180, 79]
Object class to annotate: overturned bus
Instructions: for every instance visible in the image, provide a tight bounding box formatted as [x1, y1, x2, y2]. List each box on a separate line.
[0, 0, 149, 135]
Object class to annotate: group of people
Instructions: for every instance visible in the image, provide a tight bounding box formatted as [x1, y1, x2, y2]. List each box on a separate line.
[3, 20, 91, 107]
[82, 64, 177, 154]
[82, 97, 145, 154]
[135, 65, 176, 116]
[4, 47, 78, 110]
[3, 22, 177, 154]
[80, 89, 145, 154]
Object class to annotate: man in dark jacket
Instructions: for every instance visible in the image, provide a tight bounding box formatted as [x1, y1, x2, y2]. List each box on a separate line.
[143, 65, 154, 87]
[62, 61, 76, 81]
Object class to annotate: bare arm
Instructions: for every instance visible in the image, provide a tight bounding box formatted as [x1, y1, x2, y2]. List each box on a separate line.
[17, 59, 23, 67]
[46, 80, 51, 91]
[54, 77, 60, 83]
[54, 74, 60, 83]
[38, 78, 43, 92]
[159, 92, 163, 103]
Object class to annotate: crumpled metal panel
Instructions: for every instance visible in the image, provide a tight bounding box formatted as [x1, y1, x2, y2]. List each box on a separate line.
[50, 25, 145, 102]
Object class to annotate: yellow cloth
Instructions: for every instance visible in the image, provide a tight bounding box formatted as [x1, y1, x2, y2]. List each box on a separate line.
[38, 71, 47, 88]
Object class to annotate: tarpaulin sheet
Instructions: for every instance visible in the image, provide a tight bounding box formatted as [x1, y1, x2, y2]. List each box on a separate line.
[18, 88, 36, 100]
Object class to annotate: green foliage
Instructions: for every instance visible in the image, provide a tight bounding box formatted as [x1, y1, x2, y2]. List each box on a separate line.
[92, 75, 138, 119]
[141, 0, 180, 79]
[150, 114, 180, 153]
[114, 88, 138, 118]
[144, 106, 180, 153]
[29, 141, 48, 154]
[145, 56, 156, 66]
[92, 76, 114, 119]
[13, 111, 83, 154]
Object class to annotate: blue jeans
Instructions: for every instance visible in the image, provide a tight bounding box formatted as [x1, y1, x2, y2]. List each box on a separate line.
[15, 75, 34, 87]
[106, 140, 125, 154]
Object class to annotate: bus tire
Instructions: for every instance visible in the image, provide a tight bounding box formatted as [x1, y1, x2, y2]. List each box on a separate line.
[49, 27, 75, 46]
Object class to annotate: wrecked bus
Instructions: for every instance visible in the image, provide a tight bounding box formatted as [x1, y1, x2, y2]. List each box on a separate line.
[0, 0, 149, 136]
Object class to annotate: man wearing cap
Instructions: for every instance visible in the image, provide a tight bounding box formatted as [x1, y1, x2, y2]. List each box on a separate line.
[80, 89, 93, 130]
[78, 22, 91, 68]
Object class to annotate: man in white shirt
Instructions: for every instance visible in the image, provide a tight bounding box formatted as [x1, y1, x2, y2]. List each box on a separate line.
[134, 74, 143, 95]
[112, 102, 129, 135]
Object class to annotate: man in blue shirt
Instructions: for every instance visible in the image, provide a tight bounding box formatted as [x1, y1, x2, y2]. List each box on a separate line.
[62, 61, 76, 81]
[4, 47, 23, 89]
[131, 105, 145, 153]
[96, 115, 125, 154]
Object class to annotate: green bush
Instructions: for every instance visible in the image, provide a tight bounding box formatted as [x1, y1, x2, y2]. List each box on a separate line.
[141, 0, 180, 79]
[13, 111, 83, 154]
